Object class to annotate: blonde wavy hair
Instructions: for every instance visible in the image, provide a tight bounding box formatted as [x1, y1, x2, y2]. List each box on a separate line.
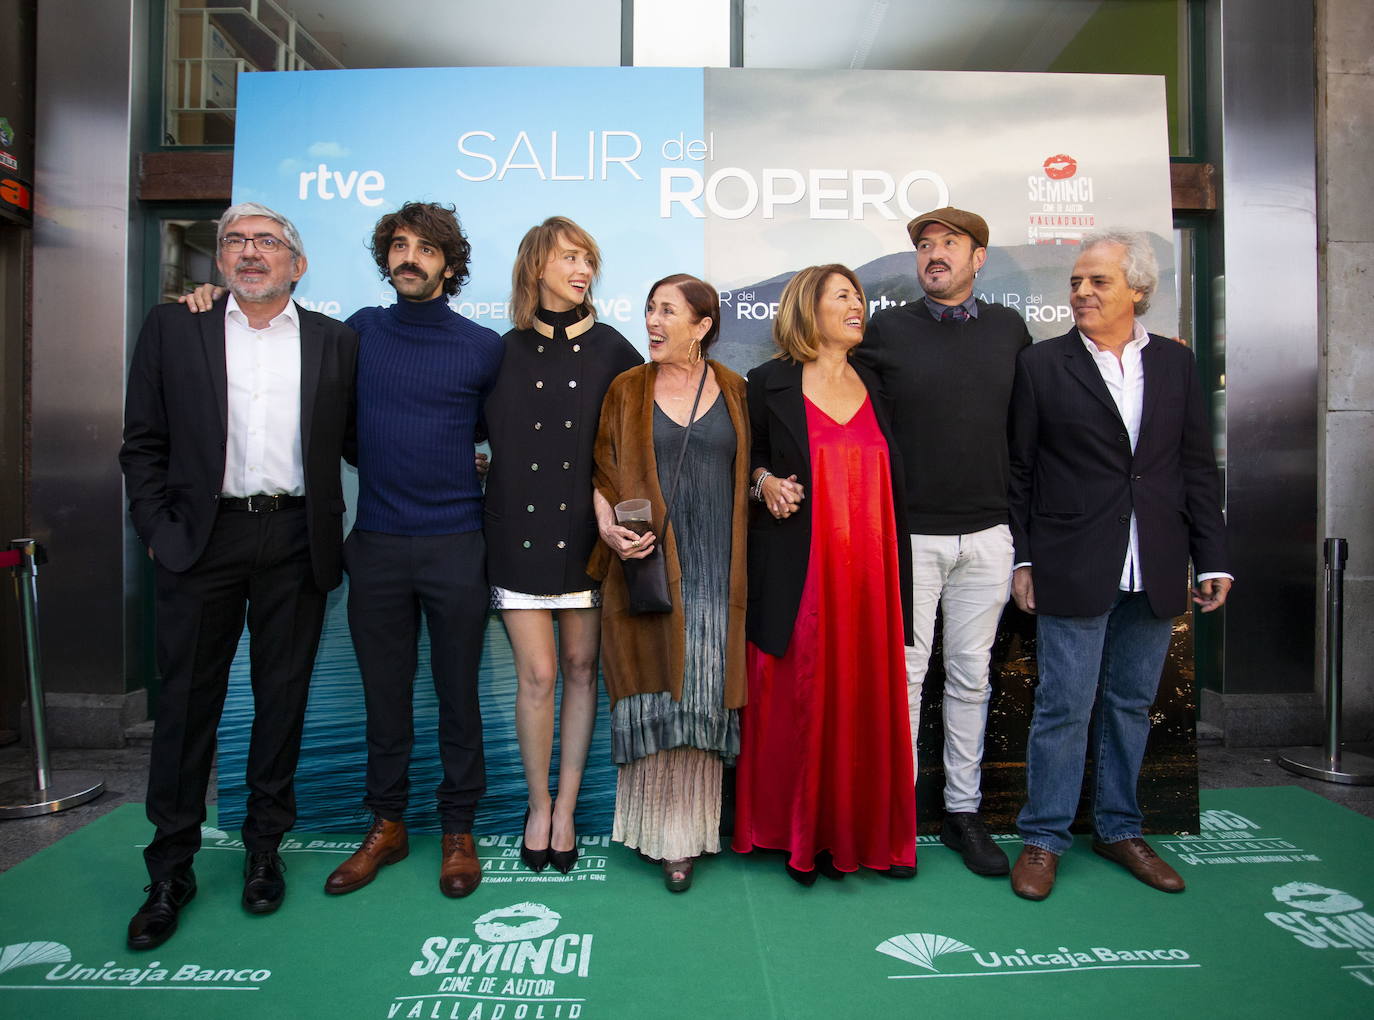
[509, 216, 602, 330]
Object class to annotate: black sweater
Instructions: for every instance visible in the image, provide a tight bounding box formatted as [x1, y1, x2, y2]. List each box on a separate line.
[855, 299, 1031, 534]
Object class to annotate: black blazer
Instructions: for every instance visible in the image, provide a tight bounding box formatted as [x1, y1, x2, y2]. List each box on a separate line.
[745, 357, 913, 657]
[120, 296, 358, 592]
[1007, 329, 1228, 619]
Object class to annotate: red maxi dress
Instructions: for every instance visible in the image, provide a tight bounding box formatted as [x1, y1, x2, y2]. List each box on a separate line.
[733, 394, 916, 874]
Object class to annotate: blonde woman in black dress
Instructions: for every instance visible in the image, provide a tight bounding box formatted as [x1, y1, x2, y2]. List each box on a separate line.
[485, 217, 641, 873]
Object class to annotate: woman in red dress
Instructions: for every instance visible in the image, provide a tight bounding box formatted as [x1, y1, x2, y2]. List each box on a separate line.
[733, 264, 916, 884]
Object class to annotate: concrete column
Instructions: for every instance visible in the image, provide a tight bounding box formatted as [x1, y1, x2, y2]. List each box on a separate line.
[1318, 0, 1374, 740]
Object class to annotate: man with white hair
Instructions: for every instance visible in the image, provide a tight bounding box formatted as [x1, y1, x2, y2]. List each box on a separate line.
[1006, 229, 1230, 900]
[120, 203, 357, 947]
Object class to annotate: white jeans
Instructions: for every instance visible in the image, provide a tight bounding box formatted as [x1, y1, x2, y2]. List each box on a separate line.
[905, 524, 1013, 813]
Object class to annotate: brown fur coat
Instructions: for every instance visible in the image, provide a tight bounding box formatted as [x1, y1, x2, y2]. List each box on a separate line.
[587, 360, 749, 710]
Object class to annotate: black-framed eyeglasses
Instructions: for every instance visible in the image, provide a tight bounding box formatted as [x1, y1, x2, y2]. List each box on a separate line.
[220, 235, 293, 254]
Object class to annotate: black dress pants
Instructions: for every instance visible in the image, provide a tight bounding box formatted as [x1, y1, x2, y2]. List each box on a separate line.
[344, 529, 488, 831]
[144, 507, 326, 882]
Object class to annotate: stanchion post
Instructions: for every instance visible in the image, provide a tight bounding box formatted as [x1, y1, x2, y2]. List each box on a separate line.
[1323, 537, 1346, 770]
[0, 538, 106, 817]
[13, 538, 54, 791]
[1278, 537, 1374, 785]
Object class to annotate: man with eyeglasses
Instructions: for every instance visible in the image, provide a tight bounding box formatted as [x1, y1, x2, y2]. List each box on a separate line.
[120, 202, 357, 949]
[175, 201, 502, 900]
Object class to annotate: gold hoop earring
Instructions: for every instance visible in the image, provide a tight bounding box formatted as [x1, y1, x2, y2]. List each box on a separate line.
[689, 338, 702, 364]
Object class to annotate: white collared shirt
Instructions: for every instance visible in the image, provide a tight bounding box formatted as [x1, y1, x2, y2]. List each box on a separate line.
[221, 294, 305, 497]
[1079, 322, 1149, 591]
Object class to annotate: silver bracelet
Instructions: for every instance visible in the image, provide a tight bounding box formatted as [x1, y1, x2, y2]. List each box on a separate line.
[751, 470, 772, 502]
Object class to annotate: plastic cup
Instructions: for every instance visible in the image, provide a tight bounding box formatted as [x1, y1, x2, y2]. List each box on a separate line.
[615, 498, 652, 536]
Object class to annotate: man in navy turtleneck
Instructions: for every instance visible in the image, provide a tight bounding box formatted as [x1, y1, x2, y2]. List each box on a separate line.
[323, 202, 502, 900]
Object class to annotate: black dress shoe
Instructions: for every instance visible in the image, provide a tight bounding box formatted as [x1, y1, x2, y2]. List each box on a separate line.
[127, 870, 196, 950]
[882, 864, 918, 879]
[520, 809, 549, 874]
[940, 812, 1011, 876]
[242, 851, 286, 914]
[786, 862, 818, 886]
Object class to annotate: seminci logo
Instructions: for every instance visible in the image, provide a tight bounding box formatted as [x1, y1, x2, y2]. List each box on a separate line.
[877, 932, 1197, 979]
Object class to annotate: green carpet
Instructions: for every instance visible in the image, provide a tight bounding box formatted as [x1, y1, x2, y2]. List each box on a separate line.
[1, 787, 1370, 1017]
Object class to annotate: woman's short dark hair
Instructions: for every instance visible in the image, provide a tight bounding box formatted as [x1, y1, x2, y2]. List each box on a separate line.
[646, 273, 721, 354]
[369, 201, 472, 298]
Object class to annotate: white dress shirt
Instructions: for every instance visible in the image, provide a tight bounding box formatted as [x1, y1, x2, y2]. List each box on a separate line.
[221, 295, 305, 497]
[1080, 323, 1150, 591]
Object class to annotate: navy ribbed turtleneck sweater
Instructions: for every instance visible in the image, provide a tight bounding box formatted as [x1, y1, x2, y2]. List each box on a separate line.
[347, 295, 503, 536]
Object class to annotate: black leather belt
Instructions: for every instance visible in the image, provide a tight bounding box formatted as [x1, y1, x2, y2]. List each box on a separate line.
[220, 494, 306, 513]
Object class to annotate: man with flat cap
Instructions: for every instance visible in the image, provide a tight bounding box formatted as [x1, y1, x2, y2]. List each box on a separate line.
[856, 207, 1031, 877]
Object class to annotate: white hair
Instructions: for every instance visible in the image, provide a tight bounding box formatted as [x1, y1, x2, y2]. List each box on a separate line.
[217, 202, 306, 261]
[1081, 228, 1158, 314]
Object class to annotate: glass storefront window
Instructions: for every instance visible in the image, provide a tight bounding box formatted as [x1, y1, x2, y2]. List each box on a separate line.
[743, 0, 1195, 156]
[158, 218, 222, 300]
[160, 1, 624, 147]
[164, 1, 344, 145]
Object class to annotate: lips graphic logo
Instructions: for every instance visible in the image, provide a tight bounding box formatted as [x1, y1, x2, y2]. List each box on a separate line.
[1272, 882, 1365, 915]
[1043, 154, 1077, 180]
[473, 902, 562, 943]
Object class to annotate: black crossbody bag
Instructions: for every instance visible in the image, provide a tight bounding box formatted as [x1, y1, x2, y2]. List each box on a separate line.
[621, 366, 709, 615]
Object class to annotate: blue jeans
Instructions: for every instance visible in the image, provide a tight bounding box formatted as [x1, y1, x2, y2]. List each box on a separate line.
[1017, 591, 1175, 855]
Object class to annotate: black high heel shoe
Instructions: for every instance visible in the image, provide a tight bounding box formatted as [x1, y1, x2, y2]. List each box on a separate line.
[663, 857, 694, 892]
[786, 862, 819, 887]
[549, 838, 579, 875]
[816, 850, 844, 881]
[520, 809, 549, 873]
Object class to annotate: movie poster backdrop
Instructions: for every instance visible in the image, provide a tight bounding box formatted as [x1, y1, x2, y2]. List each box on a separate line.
[217, 67, 1195, 839]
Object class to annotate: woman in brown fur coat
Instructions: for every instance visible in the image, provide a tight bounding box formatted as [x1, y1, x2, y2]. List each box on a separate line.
[588, 273, 749, 893]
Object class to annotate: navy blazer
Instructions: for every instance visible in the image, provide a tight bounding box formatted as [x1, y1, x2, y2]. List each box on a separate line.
[745, 356, 913, 657]
[120, 296, 358, 592]
[1007, 329, 1228, 619]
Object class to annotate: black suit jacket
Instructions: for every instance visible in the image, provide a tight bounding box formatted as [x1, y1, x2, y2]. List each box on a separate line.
[745, 357, 913, 656]
[120, 296, 358, 592]
[1007, 329, 1228, 619]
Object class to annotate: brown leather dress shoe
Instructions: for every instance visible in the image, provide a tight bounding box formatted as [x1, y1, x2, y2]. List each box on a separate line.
[324, 817, 408, 895]
[440, 833, 482, 898]
[1010, 845, 1059, 901]
[1093, 837, 1185, 893]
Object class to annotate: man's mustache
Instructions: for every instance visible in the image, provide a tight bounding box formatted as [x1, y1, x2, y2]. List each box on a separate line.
[392, 262, 428, 280]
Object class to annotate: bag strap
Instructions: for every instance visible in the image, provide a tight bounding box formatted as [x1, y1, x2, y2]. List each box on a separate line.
[660, 362, 710, 535]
